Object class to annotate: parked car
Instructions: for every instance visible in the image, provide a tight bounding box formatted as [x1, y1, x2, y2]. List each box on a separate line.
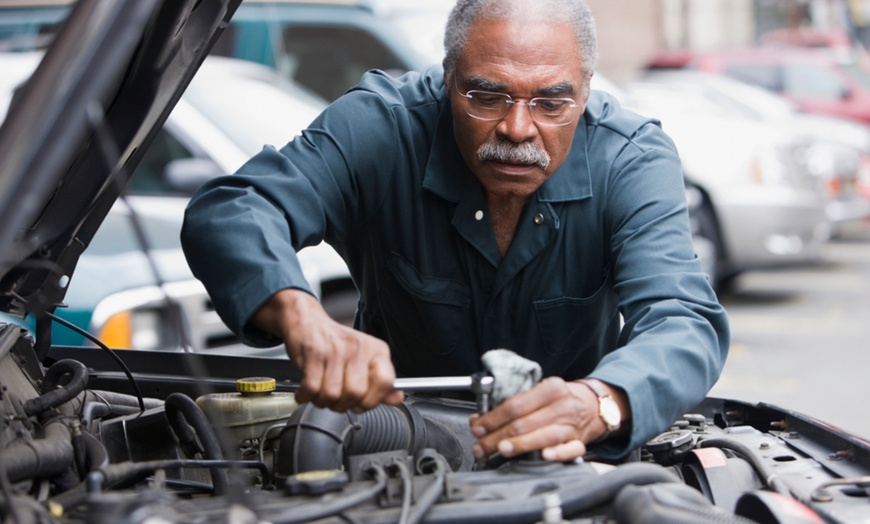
[0, 0, 438, 103]
[635, 69, 870, 230]
[663, 46, 870, 125]
[593, 75, 832, 289]
[2, 3, 870, 523]
[0, 51, 356, 354]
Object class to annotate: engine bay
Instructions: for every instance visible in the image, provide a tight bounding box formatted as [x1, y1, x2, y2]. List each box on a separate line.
[1, 324, 868, 523]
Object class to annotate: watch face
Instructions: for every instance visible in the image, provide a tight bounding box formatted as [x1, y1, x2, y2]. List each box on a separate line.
[600, 397, 621, 428]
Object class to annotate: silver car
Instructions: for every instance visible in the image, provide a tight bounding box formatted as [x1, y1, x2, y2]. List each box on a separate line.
[593, 74, 831, 290]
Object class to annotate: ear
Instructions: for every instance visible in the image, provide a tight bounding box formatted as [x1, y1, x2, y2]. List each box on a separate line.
[582, 71, 594, 105]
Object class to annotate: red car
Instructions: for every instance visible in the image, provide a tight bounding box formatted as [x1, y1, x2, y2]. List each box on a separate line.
[667, 46, 870, 125]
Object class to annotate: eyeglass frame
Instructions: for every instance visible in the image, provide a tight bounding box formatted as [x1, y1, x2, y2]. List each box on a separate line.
[452, 77, 580, 127]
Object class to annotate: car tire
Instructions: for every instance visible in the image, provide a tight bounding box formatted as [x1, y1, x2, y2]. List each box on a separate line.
[687, 186, 727, 292]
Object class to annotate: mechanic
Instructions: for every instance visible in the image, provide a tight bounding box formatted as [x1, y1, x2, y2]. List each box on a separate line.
[181, 0, 729, 461]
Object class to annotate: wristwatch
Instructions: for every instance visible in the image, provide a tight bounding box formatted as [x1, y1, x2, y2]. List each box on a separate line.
[579, 379, 621, 442]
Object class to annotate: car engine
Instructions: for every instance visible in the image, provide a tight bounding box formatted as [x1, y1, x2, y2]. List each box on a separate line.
[1, 323, 868, 524]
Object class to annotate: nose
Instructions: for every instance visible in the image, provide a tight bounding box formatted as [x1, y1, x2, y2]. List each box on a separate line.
[496, 100, 539, 142]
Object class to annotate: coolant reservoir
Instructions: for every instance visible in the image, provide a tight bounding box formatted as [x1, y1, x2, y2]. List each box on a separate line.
[196, 377, 298, 443]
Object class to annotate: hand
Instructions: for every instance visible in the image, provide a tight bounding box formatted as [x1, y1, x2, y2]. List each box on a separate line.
[468, 377, 626, 462]
[252, 288, 404, 412]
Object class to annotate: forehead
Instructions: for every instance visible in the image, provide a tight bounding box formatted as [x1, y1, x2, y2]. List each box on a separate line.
[455, 17, 585, 92]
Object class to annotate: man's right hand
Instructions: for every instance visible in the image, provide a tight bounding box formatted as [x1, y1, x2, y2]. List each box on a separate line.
[252, 288, 404, 412]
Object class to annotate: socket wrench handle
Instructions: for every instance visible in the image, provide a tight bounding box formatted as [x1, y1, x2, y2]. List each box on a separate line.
[393, 373, 494, 413]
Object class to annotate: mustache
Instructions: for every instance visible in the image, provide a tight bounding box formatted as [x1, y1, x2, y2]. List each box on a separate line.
[477, 140, 551, 170]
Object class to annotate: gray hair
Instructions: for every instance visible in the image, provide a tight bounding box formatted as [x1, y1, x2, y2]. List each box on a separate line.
[443, 0, 598, 82]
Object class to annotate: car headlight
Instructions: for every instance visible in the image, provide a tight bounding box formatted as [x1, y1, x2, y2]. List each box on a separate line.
[90, 287, 187, 350]
[750, 142, 825, 191]
[749, 144, 790, 186]
[95, 307, 177, 350]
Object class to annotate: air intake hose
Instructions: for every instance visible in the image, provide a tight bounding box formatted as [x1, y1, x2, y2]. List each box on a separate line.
[275, 402, 427, 477]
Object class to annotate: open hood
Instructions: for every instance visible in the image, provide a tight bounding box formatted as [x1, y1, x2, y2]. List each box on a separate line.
[0, 0, 241, 318]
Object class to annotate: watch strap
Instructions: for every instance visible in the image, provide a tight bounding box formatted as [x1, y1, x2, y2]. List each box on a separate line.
[579, 379, 621, 441]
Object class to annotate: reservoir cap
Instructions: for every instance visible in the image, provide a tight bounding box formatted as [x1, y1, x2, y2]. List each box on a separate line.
[236, 377, 277, 394]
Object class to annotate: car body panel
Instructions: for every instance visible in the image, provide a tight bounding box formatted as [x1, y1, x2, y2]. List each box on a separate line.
[687, 47, 870, 125]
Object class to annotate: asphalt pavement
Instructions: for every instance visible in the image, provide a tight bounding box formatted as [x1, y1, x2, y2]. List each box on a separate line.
[708, 220, 870, 439]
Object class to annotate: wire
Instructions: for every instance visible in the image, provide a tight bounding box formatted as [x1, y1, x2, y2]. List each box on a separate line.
[405, 455, 448, 524]
[391, 459, 413, 524]
[268, 465, 389, 524]
[45, 311, 145, 414]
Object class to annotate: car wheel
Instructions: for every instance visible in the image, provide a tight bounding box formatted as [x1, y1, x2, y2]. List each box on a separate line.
[687, 186, 726, 292]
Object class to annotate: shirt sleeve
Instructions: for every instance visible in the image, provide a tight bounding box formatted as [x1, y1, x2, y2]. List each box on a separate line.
[180, 76, 402, 346]
[586, 120, 730, 458]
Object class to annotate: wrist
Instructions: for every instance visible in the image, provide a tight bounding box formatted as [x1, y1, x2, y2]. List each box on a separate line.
[252, 288, 322, 338]
[578, 379, 627, 443]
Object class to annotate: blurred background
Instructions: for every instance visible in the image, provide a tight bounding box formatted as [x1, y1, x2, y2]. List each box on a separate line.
[1, 0, 869, 438]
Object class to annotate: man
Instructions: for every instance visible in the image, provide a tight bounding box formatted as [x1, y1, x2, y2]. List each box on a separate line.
[182, 0, 729, 461]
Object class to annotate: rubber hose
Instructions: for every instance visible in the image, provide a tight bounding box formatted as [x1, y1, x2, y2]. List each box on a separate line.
[2, 418, 74, 483]
[164, 393, 228, 496]
[23, 359, 89, 417]
[419, 462, 680, 524]
[698, 438, 791, 495]
[276, 402, 427, 476]
[83, 430, 109, 471]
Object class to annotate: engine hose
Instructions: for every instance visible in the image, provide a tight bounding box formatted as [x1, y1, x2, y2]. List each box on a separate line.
[83, 430, 109, 472]
[23, 359, 89, 417]
[86, 390, 163, 409]
[276, 402, 428, 476]
[419, 462, 680, 524]
[2, 417, 74, 483]
[698, 438, 791, 496]
[164, 393, 228, 496]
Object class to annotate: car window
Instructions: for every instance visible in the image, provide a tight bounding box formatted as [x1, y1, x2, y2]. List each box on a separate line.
[87, 204, 183, 255]
[0, 7, 68, 52]
[842, 61, 870, 89]
[782, 63, 846, 98]
[723, 64, 782, 92]
[278, 25, 407, 102]
[127, 129, 195, 195]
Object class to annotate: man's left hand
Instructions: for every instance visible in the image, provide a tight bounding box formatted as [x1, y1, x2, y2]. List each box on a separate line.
[468, 377, 628, 462]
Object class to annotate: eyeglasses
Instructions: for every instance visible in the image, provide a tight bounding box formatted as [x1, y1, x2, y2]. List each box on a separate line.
[454, 79, 579, 127]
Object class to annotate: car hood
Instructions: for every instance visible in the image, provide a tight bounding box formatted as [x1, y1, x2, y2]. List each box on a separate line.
[0, 0, 242, 318]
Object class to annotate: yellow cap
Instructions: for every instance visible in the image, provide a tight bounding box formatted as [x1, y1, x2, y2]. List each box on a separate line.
[236, 377, 276, 393]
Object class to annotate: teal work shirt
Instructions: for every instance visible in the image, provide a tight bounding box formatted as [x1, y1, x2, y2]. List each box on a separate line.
[181, 67, 729, 457]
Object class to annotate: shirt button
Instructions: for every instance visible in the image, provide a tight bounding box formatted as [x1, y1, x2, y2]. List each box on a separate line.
[533, 213, 544, 225]
[475, 210, 484, 221]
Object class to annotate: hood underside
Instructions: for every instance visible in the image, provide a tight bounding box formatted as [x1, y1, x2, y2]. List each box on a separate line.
[0, 0, 241, 318]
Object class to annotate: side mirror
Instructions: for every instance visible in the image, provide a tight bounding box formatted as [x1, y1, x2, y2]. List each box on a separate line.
[162, 158, 225, 196]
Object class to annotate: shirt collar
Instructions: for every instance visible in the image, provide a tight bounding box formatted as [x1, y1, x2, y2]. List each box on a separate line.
[423, 102, 594, 204]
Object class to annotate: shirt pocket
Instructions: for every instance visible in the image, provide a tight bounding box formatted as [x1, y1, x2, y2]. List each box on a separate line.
[380, 252, 473, 356]
[532, 268, 614, 356]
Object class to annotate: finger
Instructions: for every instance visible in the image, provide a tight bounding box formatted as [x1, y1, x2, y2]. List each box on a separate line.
[295, 351, 326, 406]
[331, 344, 370, 412]
[470, 377, 566, 436]
[356, 345, 397, 410]
[541, 439, 587, 462]
[489, 412, 578, 458]
[311, 345, 346, 408]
